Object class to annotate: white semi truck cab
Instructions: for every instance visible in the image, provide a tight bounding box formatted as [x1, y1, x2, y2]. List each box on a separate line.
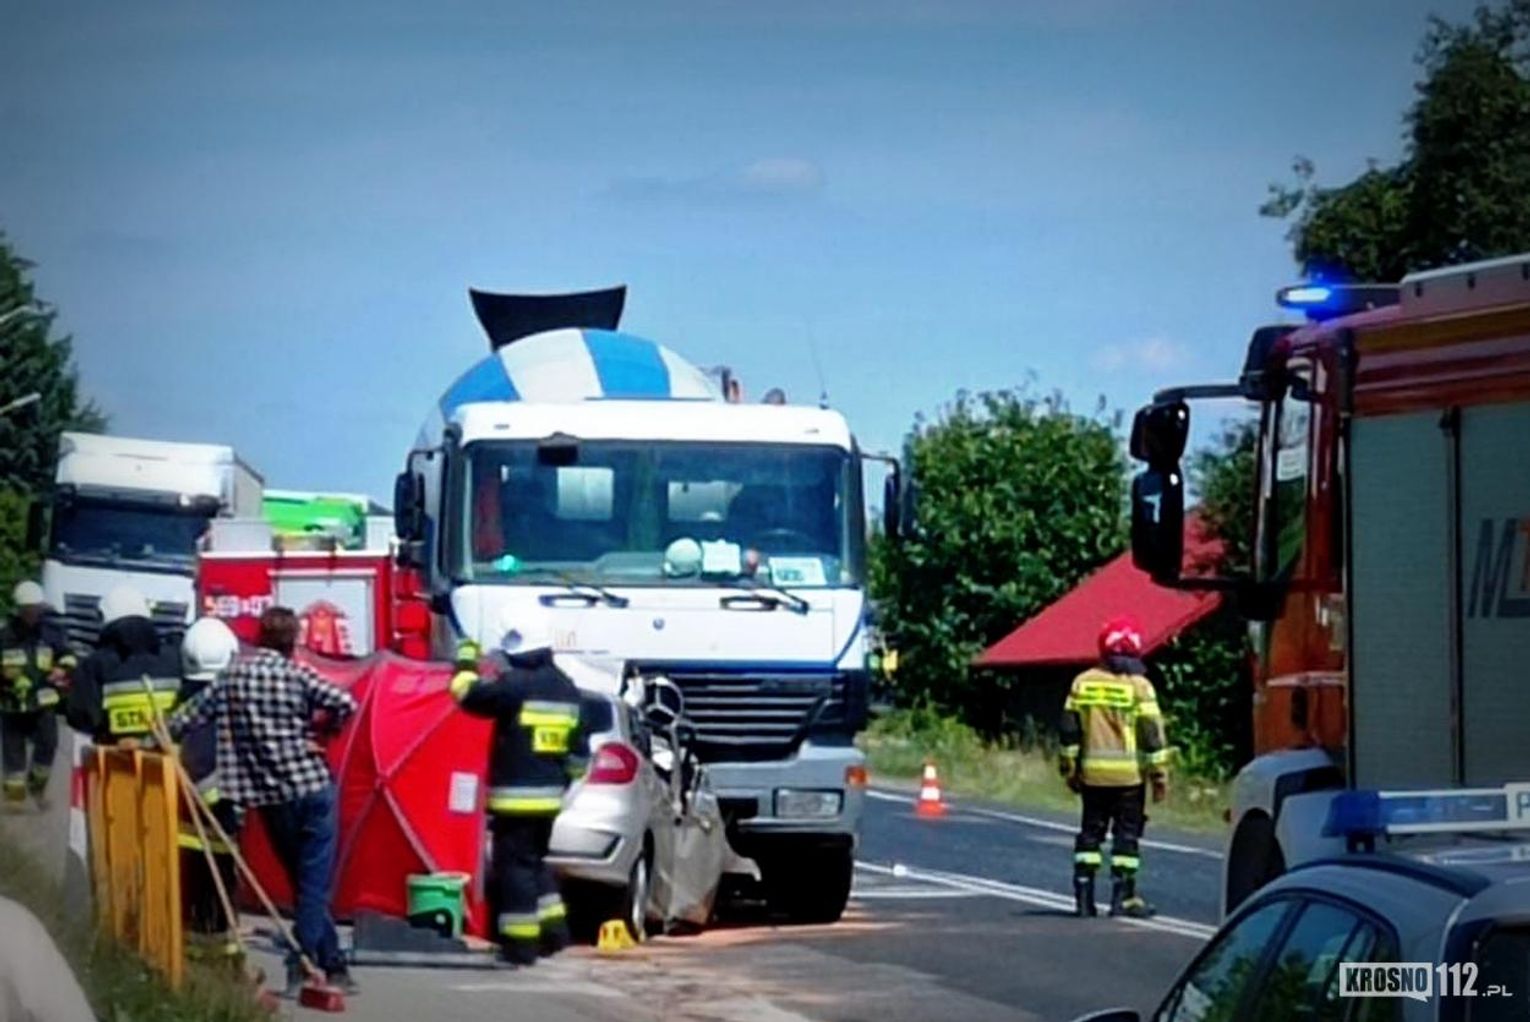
[41, 432, 263, 652]
[393, 291, 903, 922]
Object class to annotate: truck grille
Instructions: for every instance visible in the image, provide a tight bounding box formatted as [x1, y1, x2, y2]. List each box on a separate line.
[637, 669, 864, 763]
[58, 593, 189, 655]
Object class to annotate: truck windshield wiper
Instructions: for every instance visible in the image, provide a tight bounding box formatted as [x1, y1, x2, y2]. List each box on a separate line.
[721, 580, 810, 615]
[523, 569, 630, 608]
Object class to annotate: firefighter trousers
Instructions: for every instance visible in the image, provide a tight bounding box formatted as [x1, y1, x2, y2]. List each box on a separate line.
[1, 711, 58, 801]
[1073, 784, 1145, 879]
[489, 815, 569, 965]
[181, 801, 243, 939]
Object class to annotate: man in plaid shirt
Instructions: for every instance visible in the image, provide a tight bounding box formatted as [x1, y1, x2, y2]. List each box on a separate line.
[169, 606, 358, 995]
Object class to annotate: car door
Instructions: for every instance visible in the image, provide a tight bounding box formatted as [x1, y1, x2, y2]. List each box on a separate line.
[1154, 893, 1400, 1022]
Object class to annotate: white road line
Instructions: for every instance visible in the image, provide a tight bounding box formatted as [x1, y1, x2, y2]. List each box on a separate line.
[852, 887, 981, 900]
[866, 789, 1223, 860]
[855, 861, 1218, 942]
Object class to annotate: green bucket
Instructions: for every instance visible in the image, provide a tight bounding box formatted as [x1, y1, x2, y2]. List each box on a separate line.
[406, 872, 470, 939]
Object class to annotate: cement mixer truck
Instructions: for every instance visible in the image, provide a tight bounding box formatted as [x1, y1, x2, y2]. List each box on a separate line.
[391, 288, 902, 923]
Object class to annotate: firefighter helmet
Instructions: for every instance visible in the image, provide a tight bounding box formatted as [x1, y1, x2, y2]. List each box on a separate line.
[1098, 616, 1145, 658]
[498, 605, 553, 656]
[100, 585, 151, 626]
[182, 616, 239, 682]
[10, 580, 45, 608]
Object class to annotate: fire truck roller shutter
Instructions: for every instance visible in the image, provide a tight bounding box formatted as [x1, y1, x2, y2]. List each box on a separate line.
[1348, 411, 1454, 788]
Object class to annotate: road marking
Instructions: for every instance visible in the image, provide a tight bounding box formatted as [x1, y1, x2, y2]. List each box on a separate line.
[855, 861, 1218, 941]
[866, 788, 1223, 859]
[852, 886, 981, 900]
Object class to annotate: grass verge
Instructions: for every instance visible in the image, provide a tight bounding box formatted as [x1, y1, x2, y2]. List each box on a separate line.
[0, 832, 268, 1022]
[859, 708, 1232, 834]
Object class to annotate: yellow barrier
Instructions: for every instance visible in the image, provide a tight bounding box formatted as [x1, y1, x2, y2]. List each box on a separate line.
[85, 748, 184, 990]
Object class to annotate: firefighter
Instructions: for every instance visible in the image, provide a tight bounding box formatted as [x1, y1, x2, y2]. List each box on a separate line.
[1059, 615, 1170, 919]
[0, 581, 75, 808]
[65, 586, 182, 745]
[175, 616, 243, 961]
[451, 608, 584, 965]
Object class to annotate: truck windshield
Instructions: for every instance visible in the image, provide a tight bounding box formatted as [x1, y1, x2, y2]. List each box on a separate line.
[1255, 362, 1312, 584]
[49, 501, 211, 570]
[458, 440, 863, 588]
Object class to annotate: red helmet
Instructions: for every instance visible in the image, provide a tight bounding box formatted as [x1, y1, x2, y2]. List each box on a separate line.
[1098, 616, 1145, 657]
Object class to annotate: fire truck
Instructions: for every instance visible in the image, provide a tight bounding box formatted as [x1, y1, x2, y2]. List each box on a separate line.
[1129, 253, 1530, 916]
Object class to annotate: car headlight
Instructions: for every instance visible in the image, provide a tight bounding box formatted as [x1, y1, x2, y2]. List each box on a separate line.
[774, 789, 843, 819]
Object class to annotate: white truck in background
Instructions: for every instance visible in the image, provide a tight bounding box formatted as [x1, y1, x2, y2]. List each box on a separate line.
[40, 432, 263, 652]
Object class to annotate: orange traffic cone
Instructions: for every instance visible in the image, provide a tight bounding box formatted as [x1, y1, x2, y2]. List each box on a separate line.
[915, 761, 946, 817]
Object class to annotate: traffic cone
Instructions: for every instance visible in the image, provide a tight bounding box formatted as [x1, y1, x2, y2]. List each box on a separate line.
[915, 761, 946, 817]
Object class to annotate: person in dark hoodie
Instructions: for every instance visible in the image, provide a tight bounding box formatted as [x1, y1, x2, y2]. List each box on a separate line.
[1058, 615, 1171, 919]
[66, 585, 183, 745]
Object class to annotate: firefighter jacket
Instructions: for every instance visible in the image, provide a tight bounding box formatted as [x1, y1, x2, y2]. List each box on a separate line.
[66, 616, 182, 742]
[0, 616, 74, 715]
[1058, 656, 1170, 788]
[451, 647, 587, 817]
[172, 675, 232, 854]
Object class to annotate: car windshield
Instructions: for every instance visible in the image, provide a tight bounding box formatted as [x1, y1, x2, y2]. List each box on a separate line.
[49, 500, 211, 569]
[457, 439, 862, 588]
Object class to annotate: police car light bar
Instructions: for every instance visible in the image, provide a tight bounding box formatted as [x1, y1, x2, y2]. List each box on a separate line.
[1324, 784, 1530, 843]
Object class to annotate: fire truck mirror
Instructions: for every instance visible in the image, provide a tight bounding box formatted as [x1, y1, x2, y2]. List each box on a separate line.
[1129, 401, 1190, 468]
[1130, 468, 1184, 582]
[24, 501, 45, 552]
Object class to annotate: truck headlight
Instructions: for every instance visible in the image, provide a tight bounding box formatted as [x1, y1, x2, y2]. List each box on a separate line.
[774, 789, 843, 819]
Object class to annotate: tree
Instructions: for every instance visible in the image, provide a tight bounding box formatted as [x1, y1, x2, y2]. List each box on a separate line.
[0, 233, 105, 603]
[1262, 0, 1530, 280]
[870, 387, 1126, 731]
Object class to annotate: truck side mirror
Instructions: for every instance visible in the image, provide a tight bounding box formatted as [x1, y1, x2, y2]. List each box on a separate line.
[1130, 401, 1190, 467]
[1131, 468, 1184, 583]
[24, 501, 46, 552]
[881, 466, 902, 541]
[393, 471, 427, 571]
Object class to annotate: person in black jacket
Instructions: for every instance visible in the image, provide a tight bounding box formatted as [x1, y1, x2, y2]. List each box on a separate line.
[451, 608, 585, 966]
[0, 581, 75, 807]
[65, 586, 182, 745]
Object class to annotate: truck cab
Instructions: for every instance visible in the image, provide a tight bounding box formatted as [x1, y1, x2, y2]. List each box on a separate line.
[393, 304, 902, 923]
[41, 433, 263, 652]
[1128, 255, 1530, 916]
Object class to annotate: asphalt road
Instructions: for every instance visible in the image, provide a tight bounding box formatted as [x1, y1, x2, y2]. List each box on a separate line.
[5, 740, 1226, 1022]
[246, 787, 1225, 1022]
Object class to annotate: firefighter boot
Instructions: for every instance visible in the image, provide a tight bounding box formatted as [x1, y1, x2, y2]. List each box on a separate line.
[1109, 875, 1155, 918]
[27, 766, 49, 809]
[1073, 874, 1097, 918]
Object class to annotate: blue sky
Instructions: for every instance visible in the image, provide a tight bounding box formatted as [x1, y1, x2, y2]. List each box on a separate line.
[1, 0, 1474, 498]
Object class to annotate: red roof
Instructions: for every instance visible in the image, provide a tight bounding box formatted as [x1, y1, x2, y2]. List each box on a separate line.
[975, 523, 1224, 669]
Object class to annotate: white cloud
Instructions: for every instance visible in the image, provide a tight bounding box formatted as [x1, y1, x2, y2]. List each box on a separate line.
[1091, 336, 1190, 374]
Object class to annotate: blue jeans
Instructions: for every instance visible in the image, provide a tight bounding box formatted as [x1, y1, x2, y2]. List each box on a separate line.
[260, 784, 345, 975]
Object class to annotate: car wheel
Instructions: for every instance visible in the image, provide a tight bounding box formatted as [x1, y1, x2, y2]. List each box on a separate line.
[620, 853, 650, 943]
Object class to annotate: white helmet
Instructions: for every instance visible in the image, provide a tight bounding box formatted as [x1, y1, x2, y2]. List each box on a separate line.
[497, 605, 553, 656]
[663, 538, 703, 578]
[100, 585, 151, 625]
[181, 617, 239, 682]
[11, 581, 45, 608]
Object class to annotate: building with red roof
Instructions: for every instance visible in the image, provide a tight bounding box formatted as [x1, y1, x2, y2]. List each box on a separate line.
[973, 520, 1225, 733]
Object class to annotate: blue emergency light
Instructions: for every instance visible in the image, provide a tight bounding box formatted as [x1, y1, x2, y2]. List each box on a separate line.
[1324, 784, 1530, 850]
[1275, 282, 1400, 322]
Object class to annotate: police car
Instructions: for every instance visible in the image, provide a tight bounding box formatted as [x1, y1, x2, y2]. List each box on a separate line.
[1073, 784, 1530, 1022]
